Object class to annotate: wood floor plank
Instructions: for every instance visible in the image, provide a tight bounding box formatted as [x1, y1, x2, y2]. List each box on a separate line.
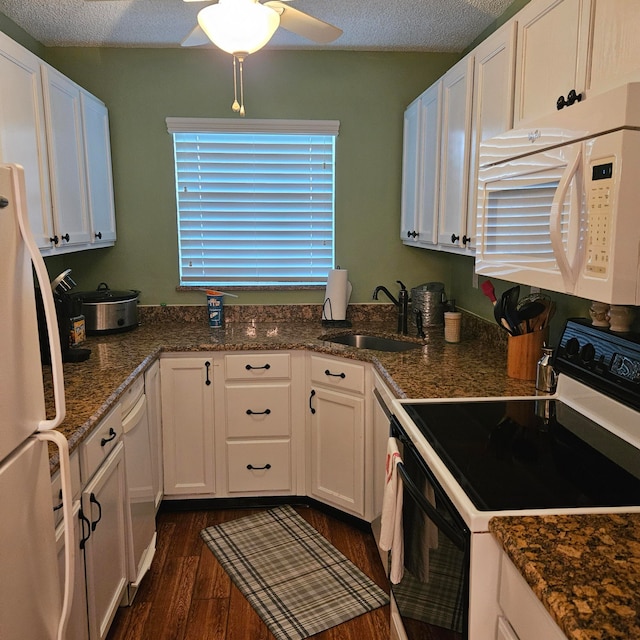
[193, 542, 232, 600]
[184, 598, 230, 640]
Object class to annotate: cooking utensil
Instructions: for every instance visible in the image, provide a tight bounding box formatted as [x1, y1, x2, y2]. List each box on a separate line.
[481, 280, 512, 334]
[500, 285, 521, 335]
[516, 299, 546, 333]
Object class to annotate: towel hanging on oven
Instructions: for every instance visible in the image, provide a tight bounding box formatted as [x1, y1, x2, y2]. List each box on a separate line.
[380, 437, 404, 584]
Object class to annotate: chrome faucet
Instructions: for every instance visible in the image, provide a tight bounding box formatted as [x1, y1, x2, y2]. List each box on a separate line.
[373, 280, 409, 335]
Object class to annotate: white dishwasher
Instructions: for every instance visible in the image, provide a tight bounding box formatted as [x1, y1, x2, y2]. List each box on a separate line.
[121, 375, 157, 604]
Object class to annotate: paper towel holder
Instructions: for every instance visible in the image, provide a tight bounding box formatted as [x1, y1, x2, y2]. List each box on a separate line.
[321, 298, 352, 328]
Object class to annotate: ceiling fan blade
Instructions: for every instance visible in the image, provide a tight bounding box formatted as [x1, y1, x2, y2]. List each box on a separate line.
[181, 25, 212, 47]
[264, 1, 342, 43]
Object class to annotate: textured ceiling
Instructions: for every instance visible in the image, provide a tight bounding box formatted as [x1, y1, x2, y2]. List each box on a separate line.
[0, 0, 517, 52]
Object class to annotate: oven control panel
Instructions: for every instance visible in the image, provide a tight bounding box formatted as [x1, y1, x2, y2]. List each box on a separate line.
[555, 319, 640, 409]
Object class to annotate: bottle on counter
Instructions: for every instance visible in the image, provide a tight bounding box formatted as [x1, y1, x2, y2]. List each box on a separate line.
[535, 346, 557, 394]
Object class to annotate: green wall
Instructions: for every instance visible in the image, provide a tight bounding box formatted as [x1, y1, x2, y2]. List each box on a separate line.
[41, 46, 459, 307]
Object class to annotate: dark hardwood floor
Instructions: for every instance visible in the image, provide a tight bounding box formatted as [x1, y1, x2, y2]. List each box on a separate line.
[106, 505, 390, 640]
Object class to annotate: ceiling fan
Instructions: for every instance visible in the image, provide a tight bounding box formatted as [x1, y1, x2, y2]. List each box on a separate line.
[180, 0, 342, 115]
[181, 0, 343, 50]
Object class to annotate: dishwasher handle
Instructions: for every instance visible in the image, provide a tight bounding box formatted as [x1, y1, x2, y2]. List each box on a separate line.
[122, 393, 147, 433]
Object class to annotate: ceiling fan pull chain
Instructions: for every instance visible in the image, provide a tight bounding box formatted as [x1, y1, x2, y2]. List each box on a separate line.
[231, 55, 240, 113]
[238, 55, 246, 117]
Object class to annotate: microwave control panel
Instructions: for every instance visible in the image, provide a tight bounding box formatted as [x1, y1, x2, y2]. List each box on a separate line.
[585, 158, 614, 277]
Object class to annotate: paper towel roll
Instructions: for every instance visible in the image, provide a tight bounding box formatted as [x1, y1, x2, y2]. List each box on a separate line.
[322, 269, 352, 320]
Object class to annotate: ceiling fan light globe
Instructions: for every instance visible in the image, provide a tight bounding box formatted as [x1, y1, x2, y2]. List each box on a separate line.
[197, 0, 280, 55]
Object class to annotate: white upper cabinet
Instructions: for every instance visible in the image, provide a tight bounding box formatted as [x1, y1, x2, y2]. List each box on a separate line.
[0, 31, 116, 254]
[41, 64, 91, 249]
[437, 55, 474, 250]
[0, 32, 53, 249]
[400, 82, 441, 247]
[467, 22, 517, 251]
[514, 0, 592, 127]
[588, 0, 640, 95]
[81, 91, 117, 246]
[513, 0, 640, 128]
[400, 97, 422, 243]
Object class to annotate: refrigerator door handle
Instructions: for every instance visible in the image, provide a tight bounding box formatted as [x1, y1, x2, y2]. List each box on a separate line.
[36, 430, 74, 640]
[10, 165, 66, 430]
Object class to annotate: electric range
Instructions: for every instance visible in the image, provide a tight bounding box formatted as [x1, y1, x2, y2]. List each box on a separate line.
[392, 318, 640, 533]
[389, 318, 640, 639]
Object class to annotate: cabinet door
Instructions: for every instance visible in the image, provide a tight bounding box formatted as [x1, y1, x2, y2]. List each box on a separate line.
[81, 91, 116, 246]
[588, 0, 640, 96]
[513, 0, 592, 127]
[82, 442, 129, 640]
[144, 360, 163, 511]
[308, 385, 365, 516]
[416, 82, 441, 247]
[56, 501, 89, 640]
[400, 97, 422, 243]
[41, 64, 91, 248]
[437, 55, 474, 249]
[0, 33, 53, 249]
[160, 357, 215, 496]
[468, 22, 516, 252]
[401, 85, 441, 248]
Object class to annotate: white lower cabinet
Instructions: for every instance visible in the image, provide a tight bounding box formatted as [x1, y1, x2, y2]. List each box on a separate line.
[160, 356, 216, 496]
[221, 352, 303, 497]
[307, 354, 368, 518]
[56, 500, 89, 640]
[497, 546, 567, 640]
[82, 441, 130, 640]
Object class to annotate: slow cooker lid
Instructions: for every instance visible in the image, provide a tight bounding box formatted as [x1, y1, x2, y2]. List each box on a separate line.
[72, 282, 140, 303]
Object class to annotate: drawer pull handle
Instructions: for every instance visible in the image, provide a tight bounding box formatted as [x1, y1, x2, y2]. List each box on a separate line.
[246, 408, 271, 415]
[89, 493, 103, 531]
[247, 463, 271, 471]
[205, 361, 211, 385]
[324, 369, 346, 379]
[100, 427, 117, 447]
[245, 363, 271, 370]
[79, 509, 91, 549]
[309, 389, 316, 414]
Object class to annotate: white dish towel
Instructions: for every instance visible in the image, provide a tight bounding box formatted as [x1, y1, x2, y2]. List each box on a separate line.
[379, 437, 404, 584]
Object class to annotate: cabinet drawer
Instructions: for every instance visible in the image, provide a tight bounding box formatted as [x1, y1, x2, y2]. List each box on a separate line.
[79, 402, 122, 483]
[225, 352, 291, 380]
[226, 384, 291, 438]
[227, 441, 291, 493]
[120, 374, 144, 417]
[310, 355, 365, 394]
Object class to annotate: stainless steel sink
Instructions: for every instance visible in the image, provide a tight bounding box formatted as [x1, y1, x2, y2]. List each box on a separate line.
[323, 334, 422, 352]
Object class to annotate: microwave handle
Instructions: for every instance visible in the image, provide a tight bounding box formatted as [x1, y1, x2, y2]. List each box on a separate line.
[550, 147, 583, 288]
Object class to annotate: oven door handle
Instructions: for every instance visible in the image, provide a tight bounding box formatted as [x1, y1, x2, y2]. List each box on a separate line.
[397, 461, 467, 550]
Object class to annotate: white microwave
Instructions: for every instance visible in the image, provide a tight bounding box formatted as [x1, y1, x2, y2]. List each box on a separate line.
[475, 83, 640, 305]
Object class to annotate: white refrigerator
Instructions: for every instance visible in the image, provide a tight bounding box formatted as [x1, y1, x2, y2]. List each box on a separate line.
[0, 164, 75, 639]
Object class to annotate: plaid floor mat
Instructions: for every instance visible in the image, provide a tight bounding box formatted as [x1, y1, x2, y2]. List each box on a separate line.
[200, 505, 389, 640]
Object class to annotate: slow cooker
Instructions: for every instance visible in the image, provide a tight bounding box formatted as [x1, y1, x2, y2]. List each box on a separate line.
[72, 283, 140, 334]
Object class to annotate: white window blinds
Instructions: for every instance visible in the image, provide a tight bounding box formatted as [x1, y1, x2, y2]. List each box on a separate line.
[167, 118, 339, 287]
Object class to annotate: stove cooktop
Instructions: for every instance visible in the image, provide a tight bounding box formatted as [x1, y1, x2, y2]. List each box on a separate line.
[401, 397, 640, 511]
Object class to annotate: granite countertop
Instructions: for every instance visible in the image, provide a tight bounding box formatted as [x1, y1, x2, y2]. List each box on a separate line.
[45, 304, 535, 468]
[490, 514, 640, 640]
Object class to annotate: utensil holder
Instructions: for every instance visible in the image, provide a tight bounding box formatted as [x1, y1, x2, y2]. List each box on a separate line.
[507, 329, 548, 380]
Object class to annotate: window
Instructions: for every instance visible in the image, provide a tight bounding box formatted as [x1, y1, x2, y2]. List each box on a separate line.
[167, 118, 339, 288]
